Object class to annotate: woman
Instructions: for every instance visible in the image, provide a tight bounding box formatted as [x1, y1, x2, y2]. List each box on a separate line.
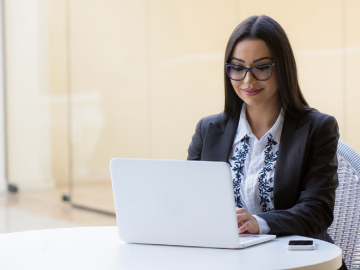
[187, 15, 346, 269]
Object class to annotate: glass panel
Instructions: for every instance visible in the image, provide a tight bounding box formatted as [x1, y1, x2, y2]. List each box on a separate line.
[67, 0, 236, 212]
[68, 0, 149, 213]
[66, 0, 354, 213]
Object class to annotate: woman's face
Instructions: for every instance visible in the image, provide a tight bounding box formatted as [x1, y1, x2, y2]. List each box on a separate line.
[229, 39, 279, 110]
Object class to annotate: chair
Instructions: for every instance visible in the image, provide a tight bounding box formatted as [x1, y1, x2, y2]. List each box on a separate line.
[328, 140, 360, 269]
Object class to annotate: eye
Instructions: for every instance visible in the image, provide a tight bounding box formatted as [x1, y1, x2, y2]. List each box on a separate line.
[231, 65, 245, 72]
[254, 65, 271, 71]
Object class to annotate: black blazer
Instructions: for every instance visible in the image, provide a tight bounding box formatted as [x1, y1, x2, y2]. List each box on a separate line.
[187, 109, 339, 243]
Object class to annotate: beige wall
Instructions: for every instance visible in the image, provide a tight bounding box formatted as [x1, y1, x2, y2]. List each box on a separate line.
[238, 0, 348, 142]
[5, 0, 54, 189]
[4, 0, 360, 194]
[344, 0, 360, 151]
[64, 0, 360, 179]
[0, 0, 6, 192]
[48, 0, 69, 189]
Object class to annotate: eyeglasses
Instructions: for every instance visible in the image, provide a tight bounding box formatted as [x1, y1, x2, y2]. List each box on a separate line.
[225, 63, 275, 81]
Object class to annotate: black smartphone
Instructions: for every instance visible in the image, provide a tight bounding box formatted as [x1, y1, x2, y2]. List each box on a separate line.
[287, 239, 316, 250]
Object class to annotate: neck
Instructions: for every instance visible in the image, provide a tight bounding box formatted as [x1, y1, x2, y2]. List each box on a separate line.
[245, 103, 281, 139]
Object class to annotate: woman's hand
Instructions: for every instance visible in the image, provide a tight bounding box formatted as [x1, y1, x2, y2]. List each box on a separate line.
[236, 208, 260, 234]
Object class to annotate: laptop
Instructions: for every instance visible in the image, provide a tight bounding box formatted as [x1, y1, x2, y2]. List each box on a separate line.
[110, 158, 276, 249]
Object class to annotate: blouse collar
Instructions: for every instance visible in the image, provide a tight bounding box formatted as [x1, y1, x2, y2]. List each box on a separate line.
[234, 103, 285, 145]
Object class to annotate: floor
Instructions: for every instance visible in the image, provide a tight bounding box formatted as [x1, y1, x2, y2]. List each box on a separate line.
[0, 187, 117, 234]
[71, 181, 115, 213]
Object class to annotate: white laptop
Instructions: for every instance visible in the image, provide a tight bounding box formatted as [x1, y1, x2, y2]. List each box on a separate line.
[110, 158, 276, 249]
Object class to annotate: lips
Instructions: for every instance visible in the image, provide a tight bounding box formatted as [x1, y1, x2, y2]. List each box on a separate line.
[242, 88, 263, 96]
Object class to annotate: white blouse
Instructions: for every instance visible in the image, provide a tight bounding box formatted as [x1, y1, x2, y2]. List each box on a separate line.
[229, 103, 284, 234]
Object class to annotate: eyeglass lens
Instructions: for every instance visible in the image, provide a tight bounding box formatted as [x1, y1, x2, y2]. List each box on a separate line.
[226, 65, 273, 81]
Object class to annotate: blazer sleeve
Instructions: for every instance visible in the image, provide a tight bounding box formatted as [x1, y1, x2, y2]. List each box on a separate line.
[187, 118, 204, 160]
[257, 115, 340, 237]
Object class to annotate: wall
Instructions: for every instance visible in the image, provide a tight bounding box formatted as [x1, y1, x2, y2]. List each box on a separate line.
[3, 0, 360, 194]
[238, 0, 360, 149]
[344, 0, 360, 151]
[0, 0, 6, 192]
[48, 0, 69, 188]
[65, 0, 360, 185]
[4, 0, 53, 189]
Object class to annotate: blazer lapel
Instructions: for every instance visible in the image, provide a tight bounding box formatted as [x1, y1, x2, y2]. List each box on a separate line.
[274, 115, 311, 210]
[202, 115, 239, 162]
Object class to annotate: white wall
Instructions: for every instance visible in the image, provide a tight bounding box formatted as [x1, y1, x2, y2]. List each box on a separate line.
[0, 0, 6, 192]
[2, 0, 359, 194]
[4, 0, 54, 190]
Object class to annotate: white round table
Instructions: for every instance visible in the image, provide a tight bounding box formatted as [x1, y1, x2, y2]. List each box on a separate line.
[0, 226, 342, 270]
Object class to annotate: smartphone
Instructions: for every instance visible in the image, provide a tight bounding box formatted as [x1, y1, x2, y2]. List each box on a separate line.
[287, 239, 316, 250]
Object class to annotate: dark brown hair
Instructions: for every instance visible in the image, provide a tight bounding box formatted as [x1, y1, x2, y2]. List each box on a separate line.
[224, 15, 310, 118]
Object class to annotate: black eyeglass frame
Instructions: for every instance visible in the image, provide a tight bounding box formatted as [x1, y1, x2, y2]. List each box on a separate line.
[225, 63, 276, 81]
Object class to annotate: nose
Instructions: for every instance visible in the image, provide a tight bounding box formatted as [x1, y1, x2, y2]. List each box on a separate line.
[243, 69, 257, 84]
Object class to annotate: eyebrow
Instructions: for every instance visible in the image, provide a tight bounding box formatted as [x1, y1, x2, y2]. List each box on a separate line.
[231, 57, 273, 63]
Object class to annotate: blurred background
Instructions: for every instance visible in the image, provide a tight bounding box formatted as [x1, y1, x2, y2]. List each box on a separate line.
[0, 0, 359, 233]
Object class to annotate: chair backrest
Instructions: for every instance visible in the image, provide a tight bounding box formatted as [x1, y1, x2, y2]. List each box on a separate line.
[328, 140, 360, 269]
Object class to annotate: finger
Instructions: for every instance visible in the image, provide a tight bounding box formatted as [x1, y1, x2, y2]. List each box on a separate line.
[237, 208, 250, 215]
[236, 208, 247, 214]
[238, 221, 250, 234]
[237, 216, 251, 230]
[237, 213, 253, 227]
[237, 214, 248, 224]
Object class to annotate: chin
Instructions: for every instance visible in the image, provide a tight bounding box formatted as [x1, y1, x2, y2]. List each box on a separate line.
[239, 96, 262, 106]
[244, 101, 262, 108]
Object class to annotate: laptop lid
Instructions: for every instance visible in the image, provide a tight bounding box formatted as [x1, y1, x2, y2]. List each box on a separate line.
[110, 158, 241, 248]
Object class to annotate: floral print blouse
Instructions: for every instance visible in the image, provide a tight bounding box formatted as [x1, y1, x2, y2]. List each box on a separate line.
[229, 103, 284, 233]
